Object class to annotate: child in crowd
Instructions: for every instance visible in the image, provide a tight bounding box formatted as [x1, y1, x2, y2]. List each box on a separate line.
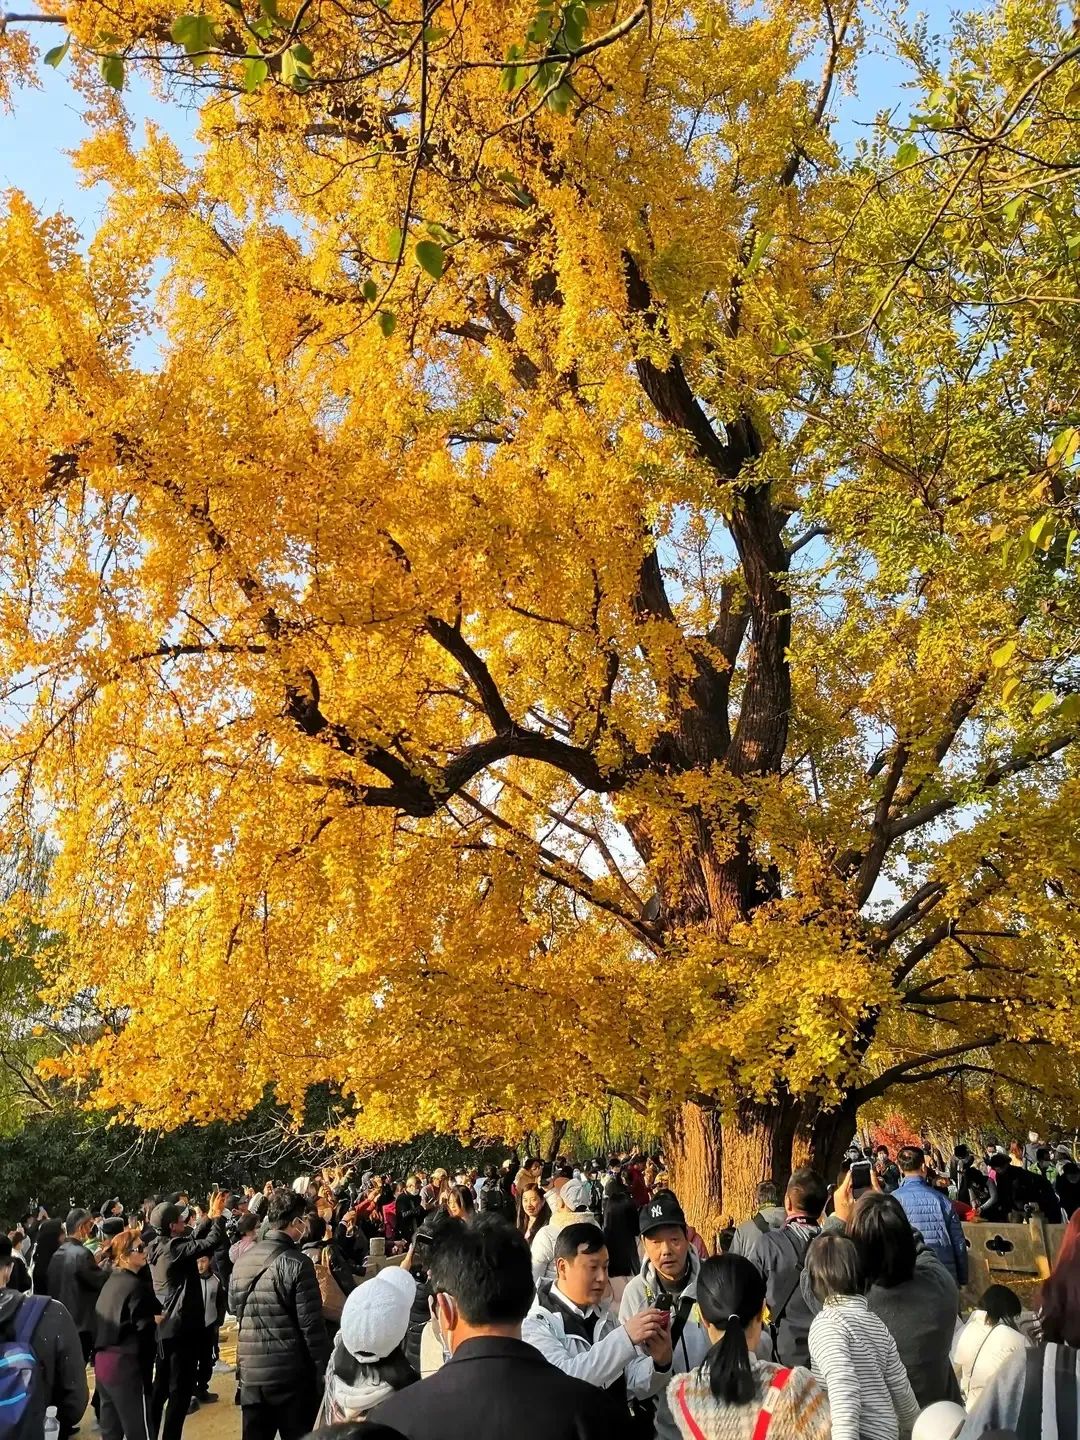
[196, 1252, 222, 1406]
[806, 1234, 919, 1440]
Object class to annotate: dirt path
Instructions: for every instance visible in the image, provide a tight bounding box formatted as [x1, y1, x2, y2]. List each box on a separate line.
[182, 1384, 242, 1440]
[175, 1326, 241, 1440]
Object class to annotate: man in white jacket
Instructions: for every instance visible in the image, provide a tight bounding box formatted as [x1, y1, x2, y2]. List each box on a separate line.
[522, 1223, 672, 1404]
[619, 1191, 710, 1377]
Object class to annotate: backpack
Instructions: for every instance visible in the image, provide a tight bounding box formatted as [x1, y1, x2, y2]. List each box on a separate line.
[0, 1295, 49, 1437]
[765, 1226, 815, 1355]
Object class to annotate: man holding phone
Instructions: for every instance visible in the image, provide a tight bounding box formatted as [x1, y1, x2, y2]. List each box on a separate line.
[619, 1191, 710, 1378]
[523, 1223, 672, 1402]
[147, 1188, 228, 1439]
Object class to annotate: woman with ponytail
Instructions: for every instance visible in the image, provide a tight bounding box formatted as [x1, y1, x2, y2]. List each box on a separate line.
[655, 1253, 829, 1440]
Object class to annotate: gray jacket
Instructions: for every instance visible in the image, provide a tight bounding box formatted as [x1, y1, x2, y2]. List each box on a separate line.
[618, 1250, 709, 1375]
[730, 1207, 787, 1262]
[0, 1286, 89, 1439]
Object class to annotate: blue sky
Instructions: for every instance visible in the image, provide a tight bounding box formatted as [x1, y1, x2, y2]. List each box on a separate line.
[0, 8, 942, 240]
[0, 66, 197, 236]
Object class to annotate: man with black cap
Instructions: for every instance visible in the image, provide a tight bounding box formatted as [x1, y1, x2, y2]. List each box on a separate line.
[147, 1189, 227, 1440]
[618, 1189, 709, 1378]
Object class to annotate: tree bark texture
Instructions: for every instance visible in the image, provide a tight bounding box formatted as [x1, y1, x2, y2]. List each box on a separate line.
[717, 1094, 800, 1222]
[664, 1101, 725, 1244]
[545, 1118, 569, 1166]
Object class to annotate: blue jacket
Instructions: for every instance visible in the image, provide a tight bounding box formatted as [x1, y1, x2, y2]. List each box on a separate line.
[894, 1177, 968, 1283]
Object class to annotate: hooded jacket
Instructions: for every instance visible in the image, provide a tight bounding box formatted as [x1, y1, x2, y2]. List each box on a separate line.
[618, 1248, 710, 1375]
[530, 1207, 599, 1287]
[0, 1285, 89, 1439]
[522, 1281, 664, 1399]
[319, 1333, 416, 1424]
[321, 1361, 396, 1422]
[730, 1206, 788, 1261]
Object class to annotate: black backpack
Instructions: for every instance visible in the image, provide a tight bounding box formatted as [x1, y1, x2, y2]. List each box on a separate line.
[765, 1226, 816, 1356]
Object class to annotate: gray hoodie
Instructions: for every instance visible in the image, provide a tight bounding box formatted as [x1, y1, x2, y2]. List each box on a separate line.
[731, 1206, 788, 1261]
[0, 1286, 89, 1439]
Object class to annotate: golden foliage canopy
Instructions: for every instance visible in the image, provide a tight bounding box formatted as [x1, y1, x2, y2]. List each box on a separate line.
[1, 0, 1079, 1174]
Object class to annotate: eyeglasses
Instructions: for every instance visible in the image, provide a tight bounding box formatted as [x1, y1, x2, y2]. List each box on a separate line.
[131, 1245, 145, 1254]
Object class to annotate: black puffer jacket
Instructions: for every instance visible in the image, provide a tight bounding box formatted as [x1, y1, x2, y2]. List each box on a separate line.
[404, 1274, 433, 1374]
[229, 1230, 330, 1403]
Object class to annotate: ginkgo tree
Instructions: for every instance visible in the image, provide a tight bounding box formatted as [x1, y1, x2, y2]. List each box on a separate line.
[1, 0, 1080, 1225]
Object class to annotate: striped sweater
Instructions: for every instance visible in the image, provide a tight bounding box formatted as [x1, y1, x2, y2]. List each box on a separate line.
[808, 1296, 919, 1440]
[655, 1355, 830, 1440]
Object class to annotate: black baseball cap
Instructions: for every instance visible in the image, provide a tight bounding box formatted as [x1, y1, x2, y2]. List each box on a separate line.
[640, 1192, 687, 1236]
[150, 1201, 191, 1232]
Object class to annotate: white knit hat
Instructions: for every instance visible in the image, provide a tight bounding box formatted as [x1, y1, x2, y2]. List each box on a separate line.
[339, 1266, 417, 1362]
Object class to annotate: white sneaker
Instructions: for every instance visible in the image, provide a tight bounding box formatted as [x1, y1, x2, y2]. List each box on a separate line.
[213, 1361, 235, 1373]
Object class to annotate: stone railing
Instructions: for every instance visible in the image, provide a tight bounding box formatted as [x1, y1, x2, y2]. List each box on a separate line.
[960, 1218, 1065, 1306]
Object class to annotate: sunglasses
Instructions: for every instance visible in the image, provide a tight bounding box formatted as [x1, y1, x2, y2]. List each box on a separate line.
[131, 1245, 145, 1254]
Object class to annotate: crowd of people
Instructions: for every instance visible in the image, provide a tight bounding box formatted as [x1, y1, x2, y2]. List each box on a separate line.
[0, 1136, 1078, 1440]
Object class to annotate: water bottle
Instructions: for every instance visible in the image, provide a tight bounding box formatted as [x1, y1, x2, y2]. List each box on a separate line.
[44, 1407, 60, 1440]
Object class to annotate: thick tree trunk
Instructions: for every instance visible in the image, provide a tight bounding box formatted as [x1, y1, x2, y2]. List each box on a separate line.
[664, 1101, 724, 1245]
[803, 1094, 860, 1189]
[790, 1125, 813, 1173]
[720, 1095, 800, 1223]
[664, 1094, 804, 1240]
[545, 1119, 568, 1166]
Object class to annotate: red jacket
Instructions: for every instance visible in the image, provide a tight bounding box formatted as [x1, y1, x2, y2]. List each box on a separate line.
[382, 1200, 398, 1240]
[627, 1165, 650, 1209]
